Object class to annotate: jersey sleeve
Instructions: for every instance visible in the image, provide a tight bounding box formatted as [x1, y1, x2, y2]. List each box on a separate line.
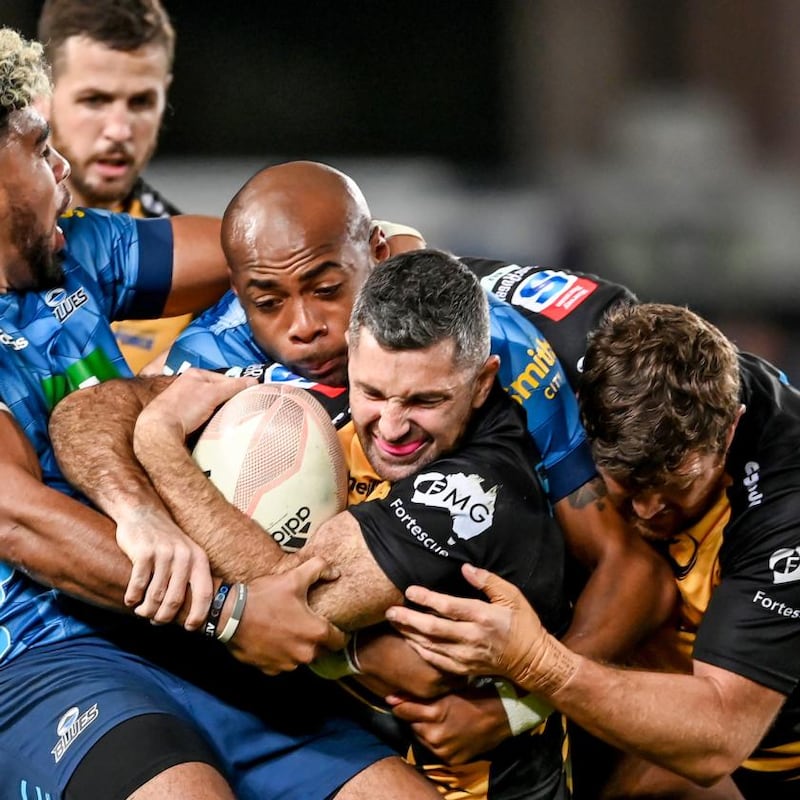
[59, 209, 174, 321]
[349, 458, 570, 635]
[164, 327, 230, 372]
[693, 473, 800, 696]
[163, 291, 264, 373]
[487, 292, 596, 502]
[467, 258, 638, 389]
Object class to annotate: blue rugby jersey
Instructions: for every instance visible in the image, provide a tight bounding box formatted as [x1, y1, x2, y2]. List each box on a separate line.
[0, 208, 173, 663]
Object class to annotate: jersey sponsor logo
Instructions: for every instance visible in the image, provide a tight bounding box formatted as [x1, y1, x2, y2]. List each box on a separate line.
[742, 461, 764, 507]
[51, 703, 99, 763]
[349, 475, 382, 501]
[389, 497, 449, 557]
[752, 589, 800, 619]
[769, 546, 800, 584]
[511, 270, 598, 321]
[507, 338, 563, 404]
[479, 264, 527, 301]
[411, 472, 497, 542]
[44, 286, 89, 324]
[0, 326, 28, 350]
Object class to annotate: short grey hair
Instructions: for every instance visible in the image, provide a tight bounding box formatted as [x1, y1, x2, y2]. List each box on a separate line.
[349, 248, 490, 372]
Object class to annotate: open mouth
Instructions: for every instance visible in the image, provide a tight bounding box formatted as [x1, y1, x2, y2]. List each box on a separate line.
[92, 156, 132, 179]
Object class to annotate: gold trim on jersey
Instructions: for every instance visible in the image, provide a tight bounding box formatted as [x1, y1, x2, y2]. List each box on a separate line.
[634, 483, 800, 776]
[337, 421, 390, 506]
[743, 740, 800, 774]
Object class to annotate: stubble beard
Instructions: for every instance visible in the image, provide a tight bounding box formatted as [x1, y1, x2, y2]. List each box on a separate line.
[10, 204, 65, 291]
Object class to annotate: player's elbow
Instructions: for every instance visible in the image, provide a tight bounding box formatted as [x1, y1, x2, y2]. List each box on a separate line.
[677, 738, 754, 787]
[685, 757, 740, 788]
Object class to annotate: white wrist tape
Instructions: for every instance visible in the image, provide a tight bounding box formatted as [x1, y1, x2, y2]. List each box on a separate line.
[493, 678, 553, 736]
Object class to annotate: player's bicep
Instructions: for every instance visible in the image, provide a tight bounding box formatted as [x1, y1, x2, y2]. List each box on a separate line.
[555, 476, 648, 567]
[163, 216, 228, 316]
[302, 510, 404, 630]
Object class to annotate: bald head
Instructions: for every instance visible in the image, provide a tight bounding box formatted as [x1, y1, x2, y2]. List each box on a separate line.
[221, 161, 372, 270]
[220, 161, 388, 386]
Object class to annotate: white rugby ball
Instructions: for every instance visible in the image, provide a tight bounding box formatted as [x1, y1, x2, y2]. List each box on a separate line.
[192, 382, 347, 552]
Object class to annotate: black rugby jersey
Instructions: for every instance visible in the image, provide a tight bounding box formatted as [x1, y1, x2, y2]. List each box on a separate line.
[689, 354, 800, 776]
[348, 382, 571, 798]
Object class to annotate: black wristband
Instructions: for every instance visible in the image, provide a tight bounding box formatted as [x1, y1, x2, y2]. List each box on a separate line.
[203, 583, 231, 639]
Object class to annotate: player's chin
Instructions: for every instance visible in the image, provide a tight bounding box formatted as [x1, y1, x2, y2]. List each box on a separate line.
[632, 517, 679, 543]
[367, 442, 435, 482]
[293, 358, 348, 387]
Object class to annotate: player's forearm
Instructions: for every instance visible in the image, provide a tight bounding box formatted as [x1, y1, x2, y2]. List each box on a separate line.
[562, 543, 677, 661]
[554, 485, 677, 660]
[0, 468, 131, 609]
[354, 625, 455, 698]
[50, 376, 175, 520]
[133, 414, 286, 581]
[521, 642, 770, 785]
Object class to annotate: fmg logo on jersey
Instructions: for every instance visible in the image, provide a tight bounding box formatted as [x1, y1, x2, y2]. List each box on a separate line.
[411, 472, 497, 543]
[770, 546, 800, 585]
[511, 270, 598, 321]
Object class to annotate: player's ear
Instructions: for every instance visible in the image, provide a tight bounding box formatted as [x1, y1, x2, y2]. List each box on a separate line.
[472, 355, 500, 409]
[369, 223, 391, 263]
[724, 404, 746, 452]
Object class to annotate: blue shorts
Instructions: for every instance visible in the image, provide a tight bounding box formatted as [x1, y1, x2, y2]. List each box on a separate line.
[0, 634, 394, 800]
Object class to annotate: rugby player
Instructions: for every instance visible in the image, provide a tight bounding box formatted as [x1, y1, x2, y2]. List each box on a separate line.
[39, 0, 191, 372]
[100, 250, 578, 798]
[388, 303, 800, 800]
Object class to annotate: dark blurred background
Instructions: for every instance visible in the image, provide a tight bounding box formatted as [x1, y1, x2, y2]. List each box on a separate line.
[4, 0, 799, 379]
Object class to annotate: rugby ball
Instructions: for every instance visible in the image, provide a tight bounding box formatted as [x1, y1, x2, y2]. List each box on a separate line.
[192, 382, 348, 552]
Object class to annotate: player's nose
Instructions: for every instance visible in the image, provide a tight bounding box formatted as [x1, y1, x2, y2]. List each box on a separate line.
[377, 401, 410, 442]
[631, 493, 666, 520]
